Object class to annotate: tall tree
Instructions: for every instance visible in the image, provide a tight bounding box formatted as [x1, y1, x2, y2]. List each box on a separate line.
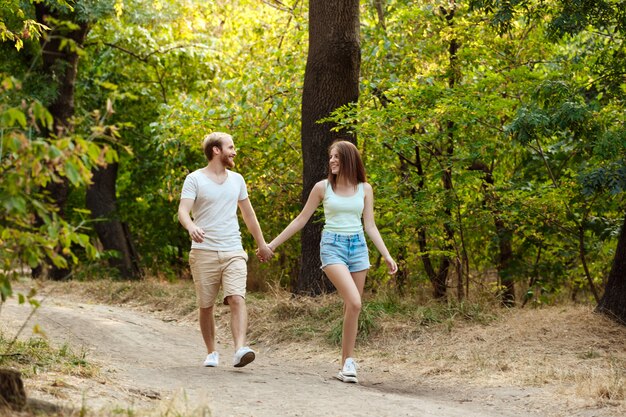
[297, 0, 361, 295]
[1, 2, 111, 294]
[32, 2, 90, 280]
[30, 1, 142, 279]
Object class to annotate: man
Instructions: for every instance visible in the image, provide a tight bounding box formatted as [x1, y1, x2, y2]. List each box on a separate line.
[178, 132, 273, 368]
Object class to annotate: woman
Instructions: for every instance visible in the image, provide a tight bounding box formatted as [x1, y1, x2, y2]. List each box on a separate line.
[262, 140, 397, 384]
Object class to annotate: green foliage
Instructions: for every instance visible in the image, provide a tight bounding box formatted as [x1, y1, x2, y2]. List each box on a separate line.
[0, 0, 50, 50]
[2, 0, 626, 306]
[0, 75, 116, 297]
[76, 0, 308, 277]
[314, 0, 624, 303]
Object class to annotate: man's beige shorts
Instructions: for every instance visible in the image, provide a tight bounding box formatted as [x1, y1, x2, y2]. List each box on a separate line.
[189, 249, 248, 308]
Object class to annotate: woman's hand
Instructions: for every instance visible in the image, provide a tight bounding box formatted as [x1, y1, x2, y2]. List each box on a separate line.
[385, 256, 398, 275]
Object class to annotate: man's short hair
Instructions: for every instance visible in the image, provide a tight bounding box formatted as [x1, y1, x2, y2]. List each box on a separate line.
[202, 132, 232, 161]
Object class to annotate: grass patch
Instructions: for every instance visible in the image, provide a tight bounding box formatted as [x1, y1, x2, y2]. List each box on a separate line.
[249, 288, 500, 348]
[0, 333, 98, 379]
[414, 301, 498, 328]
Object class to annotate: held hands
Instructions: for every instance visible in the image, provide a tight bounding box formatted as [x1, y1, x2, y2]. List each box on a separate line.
[256, 244, 274, 263]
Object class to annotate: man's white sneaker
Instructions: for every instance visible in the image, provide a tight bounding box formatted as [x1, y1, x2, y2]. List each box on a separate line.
[233, 346, 255, 367]
[336, 357, 358, 383]
[203, 351, 219, 367]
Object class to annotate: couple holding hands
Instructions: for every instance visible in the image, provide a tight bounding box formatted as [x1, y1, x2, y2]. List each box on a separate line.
[178, 132, 397, 383]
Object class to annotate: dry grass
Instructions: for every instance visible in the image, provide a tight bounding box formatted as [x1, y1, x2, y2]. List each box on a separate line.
[248, 285, 626, 413]
[41, 278, 199, 320]
[376, 305, 625, 393]
[0, 331, 100, 417]
[7, 277, 626, 416]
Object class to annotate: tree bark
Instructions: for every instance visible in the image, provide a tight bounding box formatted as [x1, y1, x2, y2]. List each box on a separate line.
[86, 163, 141, 279]
[0, 368, 26, 411]
[596, 214, 626, 325]
[296, 0, 361, 295]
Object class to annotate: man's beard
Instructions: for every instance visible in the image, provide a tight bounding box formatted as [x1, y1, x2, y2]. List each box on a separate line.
[221, 153, 235, 168]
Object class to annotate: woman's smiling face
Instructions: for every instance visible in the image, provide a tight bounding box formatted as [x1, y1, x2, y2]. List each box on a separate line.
[329, 147, 341, 175]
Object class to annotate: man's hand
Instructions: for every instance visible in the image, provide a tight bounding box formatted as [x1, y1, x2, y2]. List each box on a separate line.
[188, 225, 205, 243]
[256, 244, 274, 263]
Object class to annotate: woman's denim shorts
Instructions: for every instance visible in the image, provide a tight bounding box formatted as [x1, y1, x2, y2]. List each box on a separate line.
[320, 231, 370, 272]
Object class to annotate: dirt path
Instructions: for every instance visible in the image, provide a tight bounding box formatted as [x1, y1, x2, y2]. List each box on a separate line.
[2, 295, 557, 417]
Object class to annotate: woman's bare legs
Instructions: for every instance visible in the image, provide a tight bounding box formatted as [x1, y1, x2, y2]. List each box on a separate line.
[324, 265, 368, 364]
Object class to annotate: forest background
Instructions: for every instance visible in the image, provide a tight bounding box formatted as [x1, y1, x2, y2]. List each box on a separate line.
[2, 0, 626, 322]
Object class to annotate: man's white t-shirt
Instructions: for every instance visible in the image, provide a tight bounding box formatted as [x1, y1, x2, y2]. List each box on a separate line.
[180, 169, 248, 251]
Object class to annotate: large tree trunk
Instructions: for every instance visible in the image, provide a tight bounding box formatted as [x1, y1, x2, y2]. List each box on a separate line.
[86, 163, 141, 279]
[296, 0, 361, 295]
[32, 5, 89, 280]
[596, 214, 626, 324]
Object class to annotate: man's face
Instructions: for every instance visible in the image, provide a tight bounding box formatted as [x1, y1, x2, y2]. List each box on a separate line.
[218, 137, 236, 168]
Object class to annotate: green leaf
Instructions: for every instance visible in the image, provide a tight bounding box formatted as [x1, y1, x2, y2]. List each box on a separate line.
[64, 161, 82, 186]
[2, 107, 27, 128]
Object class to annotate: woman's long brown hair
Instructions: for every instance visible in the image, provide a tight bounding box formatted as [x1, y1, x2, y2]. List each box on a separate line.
[327, 140, 367, 191]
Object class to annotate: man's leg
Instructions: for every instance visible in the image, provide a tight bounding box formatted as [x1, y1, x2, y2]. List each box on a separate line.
[221, 251, 254, 367]
[199, 305, 216, 353]
[225, 295, 247, 350]
[226, 295, 255, 367]
[189, 249, 221, 366]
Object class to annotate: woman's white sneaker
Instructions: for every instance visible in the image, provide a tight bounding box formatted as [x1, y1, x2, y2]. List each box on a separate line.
[336, 357, 358, 383]
[336, 371, 358, 383]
